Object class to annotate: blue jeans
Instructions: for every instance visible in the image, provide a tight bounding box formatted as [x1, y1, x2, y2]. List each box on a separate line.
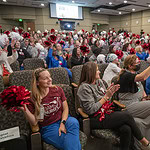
[40, 116, 81, 150]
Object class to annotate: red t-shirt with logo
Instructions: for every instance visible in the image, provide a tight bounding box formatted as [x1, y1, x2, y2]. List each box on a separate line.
[27, 86, 66, 127]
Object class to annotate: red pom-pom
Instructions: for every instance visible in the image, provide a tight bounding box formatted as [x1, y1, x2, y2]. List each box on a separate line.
[0, 25, 2, 28]
[4, 31, 10, 36]
[136, 34, 140, 39]
[136, 40, 141, 45]
[18, 28, 23, 35]
[0, 86, 30, 112]
[58, 40, 65, 46]
[89, 34, 93, 38]
[132, 33, 136, 37]
[22, 32, 30, 39]
[80, 45, 90, 55]
[82, 29, 85, 33]
[142, 43, 149, 50]
[130, 48, 136, 54]
[48, 35, 56, 43]
[44, 40, 51, 46]
[51, 28, 55, 33]
[43, 32, 47, 37]
[115, 50, 123, 59]
[101, 38, 105, 41]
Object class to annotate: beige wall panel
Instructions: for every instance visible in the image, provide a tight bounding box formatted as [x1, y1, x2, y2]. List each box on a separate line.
[131, 19, 141, 26]
[142, 17, 150, 25]
[131, 12, 142, 19]
[142, 10, 150, 17]
[121, 14, 130, 21]
[109, 16, 121, 22]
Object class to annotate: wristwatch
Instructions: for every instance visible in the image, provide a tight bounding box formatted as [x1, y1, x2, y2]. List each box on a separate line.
[61, 120, 66, 125]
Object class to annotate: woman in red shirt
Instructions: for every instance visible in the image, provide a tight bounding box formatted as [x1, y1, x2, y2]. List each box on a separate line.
[21, 68, 81, 150]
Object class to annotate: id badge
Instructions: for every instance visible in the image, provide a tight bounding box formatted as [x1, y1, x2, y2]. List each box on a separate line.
[37, 105, 44, 122]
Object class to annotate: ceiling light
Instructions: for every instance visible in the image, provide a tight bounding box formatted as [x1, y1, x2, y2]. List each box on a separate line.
[119, 12, 122, 14]
[41, 3, 44, 6]
[72, 1, 75, 3]
[148, 5, 150, 7]
[132, 8, 135, 11]
[109, 2, 112, 5]
[98, 9, 100, 12]
[3, 0, 7, 2]
[124, 0, 127, 3]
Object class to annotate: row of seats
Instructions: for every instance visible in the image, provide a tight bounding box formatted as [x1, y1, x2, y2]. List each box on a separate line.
[0, 59, 149, 150]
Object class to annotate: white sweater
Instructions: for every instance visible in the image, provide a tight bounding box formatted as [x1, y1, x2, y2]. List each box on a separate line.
[102, 63, 121, 87]
[0, 50, 18, 76]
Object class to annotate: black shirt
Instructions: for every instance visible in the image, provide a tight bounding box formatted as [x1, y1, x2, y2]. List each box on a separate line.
[118, 71, 138, 93]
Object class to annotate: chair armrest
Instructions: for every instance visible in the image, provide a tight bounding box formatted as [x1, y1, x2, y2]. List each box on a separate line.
[30, 124, 42, 150]
[83, 118, 91, 136]
[113, 100, 126, 108]
[31, 132, 42, 150]
[71, 82, 78, 88]
[78, 108, 89, 118]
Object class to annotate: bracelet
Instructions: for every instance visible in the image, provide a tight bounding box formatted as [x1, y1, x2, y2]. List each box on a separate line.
[103, 96, 109, 102]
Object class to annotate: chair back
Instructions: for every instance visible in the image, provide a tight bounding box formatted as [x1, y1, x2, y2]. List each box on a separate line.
[98, 63, 108, 78]
[0, 75, 4, 92]
[10, 60, 20, 71]
[23, 58, 45, 70]
[138, 60, 150, 73]
[9, 70, 33, 91]
[72, 65, 83, 84]
[48, 67, 70, 85]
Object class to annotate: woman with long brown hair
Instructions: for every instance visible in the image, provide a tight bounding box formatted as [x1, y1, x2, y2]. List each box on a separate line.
[21, 68, 81, 150]
[77, 62, 150, 150]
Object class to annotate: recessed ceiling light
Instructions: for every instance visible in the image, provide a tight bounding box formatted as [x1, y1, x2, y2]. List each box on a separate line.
[148, 5, 150, 7]
[98, 9, 100, 12]
[72, 1, 75, 3]
[132, 8, 135, 11]
[124, 0, 127, 3]
[109, 2, 112, 5]
[41, 3, 44, 6]
[3, 0, 7, 2]
[119, 12, 122, 14]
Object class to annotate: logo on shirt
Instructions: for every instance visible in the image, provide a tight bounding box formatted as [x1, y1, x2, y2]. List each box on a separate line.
[43, 97, 61, 116]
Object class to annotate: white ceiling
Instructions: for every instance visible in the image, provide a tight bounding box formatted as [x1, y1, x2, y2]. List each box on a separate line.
[0, 0, 150, 15]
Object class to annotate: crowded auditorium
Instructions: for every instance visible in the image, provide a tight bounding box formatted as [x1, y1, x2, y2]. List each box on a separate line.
[1, 0, 150, 150]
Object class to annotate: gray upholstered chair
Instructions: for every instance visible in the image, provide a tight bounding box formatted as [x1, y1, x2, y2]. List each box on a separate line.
[10, 60, 20, 71]
[9, 70, 33, 91]
[23, 58, 45, 70]
[48, 67, 70, 85]
[0, 75, 4, 92]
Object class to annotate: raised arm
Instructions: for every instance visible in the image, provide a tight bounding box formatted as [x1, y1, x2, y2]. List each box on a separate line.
[135, 66, 150, 82]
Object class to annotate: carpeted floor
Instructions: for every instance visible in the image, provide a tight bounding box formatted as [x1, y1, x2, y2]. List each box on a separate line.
[84, 137, 120, 150]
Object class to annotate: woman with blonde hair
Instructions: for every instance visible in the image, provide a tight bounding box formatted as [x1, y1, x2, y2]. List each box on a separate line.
[77, 62, 150, 150]
[21, 68, 81, 150]
[135, 45, 149, 60]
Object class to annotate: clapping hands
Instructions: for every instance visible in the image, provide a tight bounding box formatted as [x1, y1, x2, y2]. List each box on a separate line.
[105, 83, 120, 98]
